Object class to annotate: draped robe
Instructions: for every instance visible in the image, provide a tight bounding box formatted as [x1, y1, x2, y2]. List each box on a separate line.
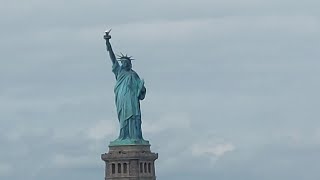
[112, 62, 146, 140]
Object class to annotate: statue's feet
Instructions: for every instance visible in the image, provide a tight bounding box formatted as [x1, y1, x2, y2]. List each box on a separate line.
[109, 138, 149, 146]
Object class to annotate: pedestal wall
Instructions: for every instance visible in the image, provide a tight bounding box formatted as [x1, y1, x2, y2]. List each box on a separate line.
[101, 145, 158, 180]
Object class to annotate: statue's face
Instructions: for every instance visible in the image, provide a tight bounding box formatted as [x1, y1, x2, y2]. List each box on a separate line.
[121, 60, 132, 71]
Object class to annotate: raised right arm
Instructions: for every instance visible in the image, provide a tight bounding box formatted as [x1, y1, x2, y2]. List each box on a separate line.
[104, 31, 119, 66]
[105, 39, 118, 65]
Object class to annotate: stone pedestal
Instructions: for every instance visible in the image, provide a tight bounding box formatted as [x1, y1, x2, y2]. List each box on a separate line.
[101, 145, 158, 180]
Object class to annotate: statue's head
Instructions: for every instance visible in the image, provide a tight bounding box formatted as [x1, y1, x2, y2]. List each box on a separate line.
[118, 53, 134, 71]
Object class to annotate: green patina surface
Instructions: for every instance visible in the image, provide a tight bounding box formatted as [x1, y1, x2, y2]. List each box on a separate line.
[104, 30, 149, 146]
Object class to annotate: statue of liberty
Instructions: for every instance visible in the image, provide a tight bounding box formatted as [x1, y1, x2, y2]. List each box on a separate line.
[104, 30, 149, 145]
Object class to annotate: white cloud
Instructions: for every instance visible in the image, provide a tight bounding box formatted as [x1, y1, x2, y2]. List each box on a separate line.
[192, 142, 235, 159]
[85, 119, 117, 140]
[49, 119, 118, 142]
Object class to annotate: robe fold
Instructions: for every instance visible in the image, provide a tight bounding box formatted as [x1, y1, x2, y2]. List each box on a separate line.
[112, 62, 146, 140]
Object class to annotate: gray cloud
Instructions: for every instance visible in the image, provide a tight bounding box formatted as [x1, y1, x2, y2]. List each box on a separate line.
[1, 0, 320, 180]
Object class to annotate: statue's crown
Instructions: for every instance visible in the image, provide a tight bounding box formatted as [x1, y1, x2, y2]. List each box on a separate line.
[117, 53, 135, 61]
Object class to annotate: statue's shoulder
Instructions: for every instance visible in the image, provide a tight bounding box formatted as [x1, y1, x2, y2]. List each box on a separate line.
[130, 69, 140, 78]
[131, 69, 138, 74]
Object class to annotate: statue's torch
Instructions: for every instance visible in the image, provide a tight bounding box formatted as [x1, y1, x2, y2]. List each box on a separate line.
[104, 29, 112, 40]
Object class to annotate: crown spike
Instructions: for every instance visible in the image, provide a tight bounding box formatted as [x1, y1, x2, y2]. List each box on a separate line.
[117, 53, 135, 61]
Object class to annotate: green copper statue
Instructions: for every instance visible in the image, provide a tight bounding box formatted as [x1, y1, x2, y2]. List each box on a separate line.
[104, 30, 149, 146]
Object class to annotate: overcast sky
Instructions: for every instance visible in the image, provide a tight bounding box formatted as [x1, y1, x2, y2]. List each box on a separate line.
[1, 0, 320, 180]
